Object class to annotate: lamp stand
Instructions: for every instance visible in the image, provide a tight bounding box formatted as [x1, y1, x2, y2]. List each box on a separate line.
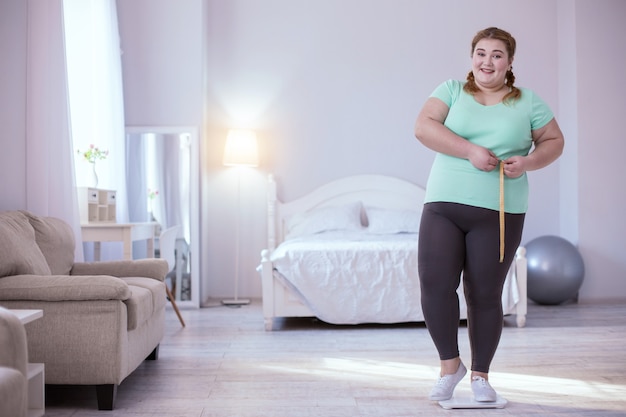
[222, 168, 250, 306]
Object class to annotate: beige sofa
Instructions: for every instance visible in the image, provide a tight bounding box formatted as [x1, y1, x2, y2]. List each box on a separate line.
[0, 210, 168, 410]
[0, 306, 29, 417]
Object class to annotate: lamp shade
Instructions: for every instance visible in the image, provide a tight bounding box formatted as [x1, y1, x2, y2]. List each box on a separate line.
[223, 129, 259, 167]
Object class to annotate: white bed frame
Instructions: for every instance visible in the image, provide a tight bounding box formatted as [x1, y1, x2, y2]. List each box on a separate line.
[260, 174, 527, 330]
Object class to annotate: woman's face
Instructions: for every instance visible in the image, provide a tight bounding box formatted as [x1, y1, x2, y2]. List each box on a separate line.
[471, 38, 513, 90]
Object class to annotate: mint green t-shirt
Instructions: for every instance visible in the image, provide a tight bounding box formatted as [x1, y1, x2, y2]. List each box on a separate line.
[424, 79, 554, 213]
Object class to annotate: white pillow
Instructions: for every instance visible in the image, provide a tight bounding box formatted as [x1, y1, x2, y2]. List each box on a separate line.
[285, 201, 364, 240]
[365, 206, 421, 234]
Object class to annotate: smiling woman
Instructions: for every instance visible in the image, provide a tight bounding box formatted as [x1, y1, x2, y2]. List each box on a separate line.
[413, 26, 564, 404]
[125, 126, 201, 308]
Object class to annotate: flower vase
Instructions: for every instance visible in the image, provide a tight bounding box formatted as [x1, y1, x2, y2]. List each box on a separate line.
[91, 163, 99, 188]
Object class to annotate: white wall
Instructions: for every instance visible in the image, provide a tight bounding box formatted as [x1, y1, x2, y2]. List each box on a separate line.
[2, 0, 624, 303]
[575, 0, 626, 301]
[202, 0, 566, 301]
[117, 0, 204, 126]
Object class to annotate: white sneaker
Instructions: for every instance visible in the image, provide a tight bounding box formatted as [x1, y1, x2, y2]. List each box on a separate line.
[429, 361, 467, 401]
[471, 376, 497, 402]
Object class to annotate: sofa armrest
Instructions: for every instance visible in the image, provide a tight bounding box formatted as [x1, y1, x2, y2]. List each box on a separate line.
[0, 307, 28, 376]
[71, 258, 168, 282]
[0, 274, 130, 302]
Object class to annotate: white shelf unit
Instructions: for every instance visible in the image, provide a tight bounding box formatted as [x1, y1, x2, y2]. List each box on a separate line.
[27, 363, 45, 417]
[78, 187, 117, 223]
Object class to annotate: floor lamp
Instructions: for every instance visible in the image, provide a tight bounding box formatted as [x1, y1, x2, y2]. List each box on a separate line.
[222, 129, 259, 306]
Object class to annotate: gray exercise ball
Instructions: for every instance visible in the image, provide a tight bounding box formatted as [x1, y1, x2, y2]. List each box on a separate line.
[525, 235, 585, 305]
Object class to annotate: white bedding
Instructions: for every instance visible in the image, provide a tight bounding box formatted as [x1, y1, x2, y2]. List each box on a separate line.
[269, 229, 520, 325]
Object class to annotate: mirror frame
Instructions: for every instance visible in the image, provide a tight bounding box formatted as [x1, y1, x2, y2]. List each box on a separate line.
[125, 125, 200, 309]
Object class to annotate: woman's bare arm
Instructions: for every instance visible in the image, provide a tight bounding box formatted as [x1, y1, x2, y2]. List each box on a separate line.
[503, 118, 565, 178]
[414, 97, 499, 171]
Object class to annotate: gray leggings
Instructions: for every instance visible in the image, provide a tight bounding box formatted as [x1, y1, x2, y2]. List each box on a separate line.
[418, 202, 525, 373]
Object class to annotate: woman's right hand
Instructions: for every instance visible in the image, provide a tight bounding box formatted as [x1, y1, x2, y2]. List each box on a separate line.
[468, 146, 499, 172]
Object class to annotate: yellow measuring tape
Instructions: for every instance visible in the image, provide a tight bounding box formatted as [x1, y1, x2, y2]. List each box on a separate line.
[499, 161, 505, 263]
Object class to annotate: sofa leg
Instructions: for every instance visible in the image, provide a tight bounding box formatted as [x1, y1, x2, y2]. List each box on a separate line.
[96, 384, 117, 410]
[147, 344, 159, 360]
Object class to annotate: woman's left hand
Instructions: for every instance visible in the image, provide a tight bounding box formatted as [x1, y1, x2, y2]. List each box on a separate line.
[502, 156, 526, 178]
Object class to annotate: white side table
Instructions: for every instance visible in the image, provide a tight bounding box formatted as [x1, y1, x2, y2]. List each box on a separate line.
[11, 309, 45, 417]
[80, 222, 157, 260]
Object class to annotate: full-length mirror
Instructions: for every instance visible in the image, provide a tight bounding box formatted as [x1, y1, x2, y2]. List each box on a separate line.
[125, 126, 200, 308]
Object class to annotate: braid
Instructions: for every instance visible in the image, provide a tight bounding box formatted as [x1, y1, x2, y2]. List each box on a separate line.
[464, 70, 479, 94]
[505, 68, 515, 85]
[503, 67, 521, 104]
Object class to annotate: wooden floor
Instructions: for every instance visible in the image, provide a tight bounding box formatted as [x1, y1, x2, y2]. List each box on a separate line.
[43, 300, 626, 417]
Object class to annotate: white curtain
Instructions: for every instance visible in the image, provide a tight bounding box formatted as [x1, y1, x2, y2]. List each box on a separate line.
[25, 0, 127, 262]
[25, 0, 83, 260]
[158, 134, 188, 233]
[125, 134, 150, 222]
[64, 0, 128, 224]
[125, 132, 190, 259]
[125, 132, 192, 245]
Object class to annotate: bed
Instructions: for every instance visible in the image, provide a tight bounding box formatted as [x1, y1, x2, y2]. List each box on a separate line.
[259, 174, 527, 331]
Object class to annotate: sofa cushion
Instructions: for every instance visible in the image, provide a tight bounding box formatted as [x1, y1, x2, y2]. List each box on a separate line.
[0, 211, 51, 278]
[122, 278, 166, 330]
[20, 211, 75, 275]
[0, 274, 130, 301]
[71, 259, 168, 282]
